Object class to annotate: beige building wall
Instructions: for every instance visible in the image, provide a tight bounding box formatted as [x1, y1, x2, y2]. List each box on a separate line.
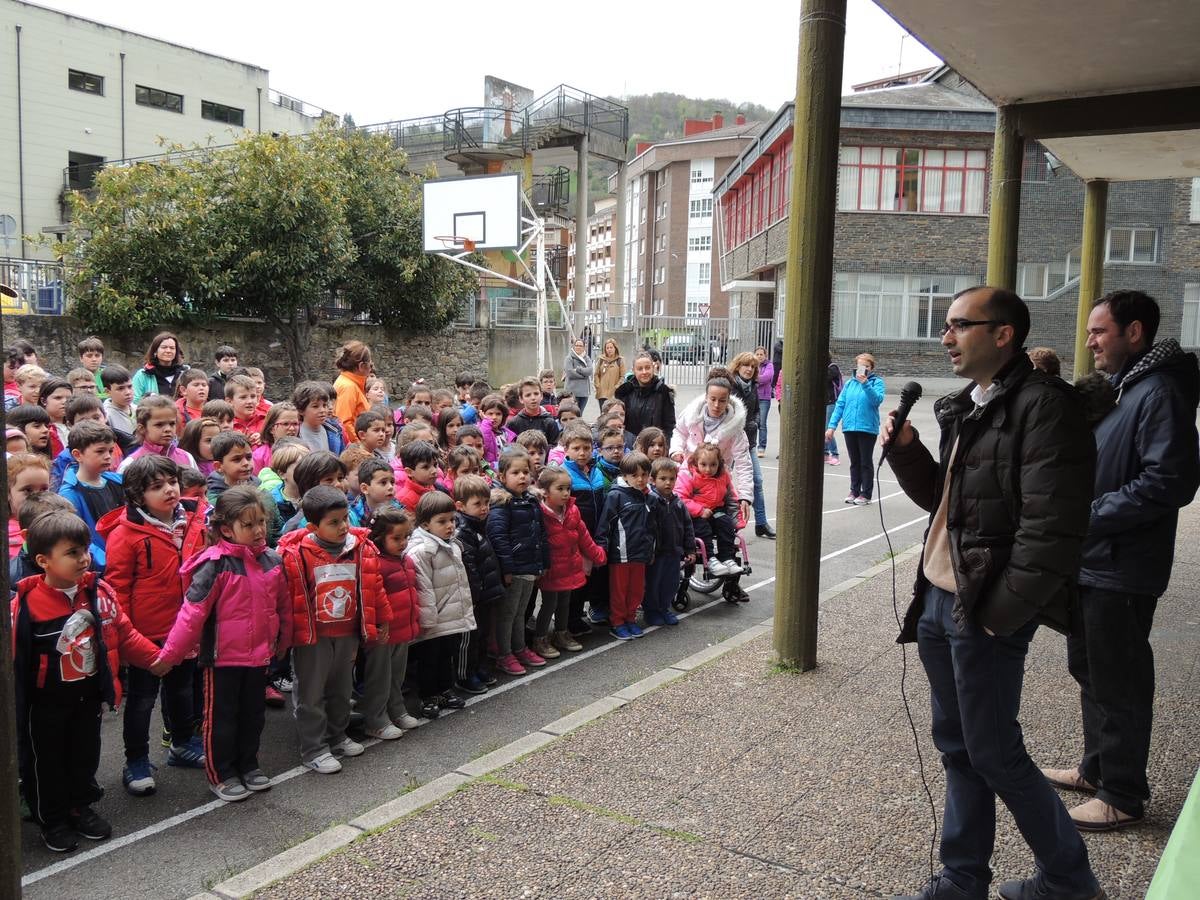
[1, 0, 324, 259]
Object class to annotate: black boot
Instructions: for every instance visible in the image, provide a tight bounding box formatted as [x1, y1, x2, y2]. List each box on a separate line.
[755, 523, 776, 539]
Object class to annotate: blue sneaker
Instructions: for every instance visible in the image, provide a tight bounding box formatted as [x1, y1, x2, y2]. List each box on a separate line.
[643, 612, 666, 627]
[122, 757, 157, 796]
[168, 735, 206, 769]
[610, 624, 633, 641]
[587, 606, 610, 625]
[662, 611, 680, 626]
[627, 623, 645, 638]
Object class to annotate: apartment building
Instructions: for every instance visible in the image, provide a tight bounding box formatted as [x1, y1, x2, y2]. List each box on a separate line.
[1, 0, 328, 261]
[714, 66, 1200, 375]
[612, 113, 759, 324]
[567, 196, 616, 320]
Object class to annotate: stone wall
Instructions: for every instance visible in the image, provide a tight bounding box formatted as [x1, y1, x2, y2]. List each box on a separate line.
[0, 315, 493, 396]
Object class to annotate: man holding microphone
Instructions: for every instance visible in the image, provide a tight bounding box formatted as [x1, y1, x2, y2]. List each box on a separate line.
[884, 286, 1105, 900]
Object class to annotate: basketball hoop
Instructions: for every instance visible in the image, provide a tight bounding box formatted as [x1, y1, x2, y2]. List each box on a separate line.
[434, 235, 476, 252]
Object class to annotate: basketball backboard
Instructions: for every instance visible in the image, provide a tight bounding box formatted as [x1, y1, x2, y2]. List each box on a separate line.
[422, 173, 522, 253]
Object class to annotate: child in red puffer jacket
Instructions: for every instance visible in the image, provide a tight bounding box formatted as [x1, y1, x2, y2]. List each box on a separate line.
[362, 506, 422, 738]
[533, 465, 605, 659]
[674, 442, 742, 578]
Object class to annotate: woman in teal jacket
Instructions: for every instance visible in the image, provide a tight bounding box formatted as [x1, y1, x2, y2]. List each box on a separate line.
[825, 352, 885, 505]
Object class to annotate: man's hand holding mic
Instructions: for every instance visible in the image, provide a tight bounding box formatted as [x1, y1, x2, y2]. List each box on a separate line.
[880, 409, 915, 451]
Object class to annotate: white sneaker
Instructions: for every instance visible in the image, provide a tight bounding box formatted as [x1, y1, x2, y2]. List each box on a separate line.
[331, 738, 365, 757]
[853, 496, 870, 506]
[366, 724, 404, 741]
[708, 559, 730, 577]
[723, 560, 744, 575]
[844, 493, 857, 505]
[394, 714, 422, 730]
[305, 752, 342, 774]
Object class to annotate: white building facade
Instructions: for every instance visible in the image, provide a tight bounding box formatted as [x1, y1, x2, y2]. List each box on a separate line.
[1, 0, 327, 261]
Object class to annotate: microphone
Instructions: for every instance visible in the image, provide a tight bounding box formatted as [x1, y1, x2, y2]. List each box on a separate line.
[880, 381, 923, 464]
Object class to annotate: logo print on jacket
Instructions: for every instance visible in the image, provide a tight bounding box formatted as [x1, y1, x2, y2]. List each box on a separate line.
[314, 563, 357, 623]
[57, 609, 98, 682]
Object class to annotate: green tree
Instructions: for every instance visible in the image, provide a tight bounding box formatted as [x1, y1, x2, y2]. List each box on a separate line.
[57, 124, 477, 381]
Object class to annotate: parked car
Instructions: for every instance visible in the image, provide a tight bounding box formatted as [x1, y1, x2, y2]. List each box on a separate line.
[660, 333, 705, 364]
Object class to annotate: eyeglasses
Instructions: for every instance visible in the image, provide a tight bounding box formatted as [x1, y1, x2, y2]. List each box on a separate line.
[940, 318, 1006, 337]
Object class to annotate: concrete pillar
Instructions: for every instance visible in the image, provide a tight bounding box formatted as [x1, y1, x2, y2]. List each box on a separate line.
[574, 132, 589, 334]
[774, 0, 847, 672]
[613, 162, 628, 328]
[1074, 179, 1108, 379]
[986, 106, 1023, 289]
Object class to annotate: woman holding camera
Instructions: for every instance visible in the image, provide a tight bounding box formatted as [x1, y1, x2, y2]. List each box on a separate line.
[824, 352, 885, 506]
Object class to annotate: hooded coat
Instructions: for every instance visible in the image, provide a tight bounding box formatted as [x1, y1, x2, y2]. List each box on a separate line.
[670, 393, 754, 501]
[406, 526, 476, 640]
[615, 373, 676, 444]
[540, 498, 606, 591]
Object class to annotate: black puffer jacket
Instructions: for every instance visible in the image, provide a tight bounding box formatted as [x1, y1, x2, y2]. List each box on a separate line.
[454, 512, 506, 608]
[731, 373, 760, 448]
[887, 354, 1095, 642]
[1079, 340, 1200, 596]
[615, 374, 676, 447]
[486, 489, 551, 576]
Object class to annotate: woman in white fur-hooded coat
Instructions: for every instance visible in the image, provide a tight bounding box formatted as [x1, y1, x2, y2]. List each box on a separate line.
[669, 376, 754, 506]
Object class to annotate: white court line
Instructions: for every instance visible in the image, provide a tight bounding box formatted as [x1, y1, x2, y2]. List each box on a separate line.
[759, 463, 901, 485]
[820, 515, 927, 561]
[21, 579, 774, 887]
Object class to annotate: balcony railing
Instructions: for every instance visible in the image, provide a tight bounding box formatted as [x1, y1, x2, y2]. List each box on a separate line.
[267, 89, 337, 121]
[0, 258, 67, 314]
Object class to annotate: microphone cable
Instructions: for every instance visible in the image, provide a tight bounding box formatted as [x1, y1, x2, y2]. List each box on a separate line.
[876, 453, 939, 887]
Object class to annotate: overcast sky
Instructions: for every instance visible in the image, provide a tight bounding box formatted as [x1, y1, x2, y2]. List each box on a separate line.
[30, 0, 940, 123]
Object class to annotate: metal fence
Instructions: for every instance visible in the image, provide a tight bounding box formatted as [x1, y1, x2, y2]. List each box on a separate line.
[0, 258, 66, 315]
[632, 315, 779, 386]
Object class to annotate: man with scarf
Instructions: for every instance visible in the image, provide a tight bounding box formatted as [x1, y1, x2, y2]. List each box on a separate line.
[1042, 290, 1200, 833]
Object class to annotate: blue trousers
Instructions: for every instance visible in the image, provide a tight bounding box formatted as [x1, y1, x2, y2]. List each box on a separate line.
[750, 449, 768, 527]
[916, 585, 1097, 896]
[824, 403, 839, 457]
[757, 399, 771, 449]
[644, 554, 682, 620]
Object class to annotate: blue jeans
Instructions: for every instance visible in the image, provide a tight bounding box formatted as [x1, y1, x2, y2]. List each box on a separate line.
[824, 403, 838, 457]
[917, 585, 1097, 897]
[757, 399, 771, 449]
[750, 448, 768, 527]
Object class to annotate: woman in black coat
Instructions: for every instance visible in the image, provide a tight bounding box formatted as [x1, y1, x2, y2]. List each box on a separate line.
[614, 352, 676, 448]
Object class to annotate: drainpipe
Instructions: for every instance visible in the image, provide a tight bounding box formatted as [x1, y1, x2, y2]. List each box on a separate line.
[120, 52, 126, 158]
[15, 24, 27, 258]
[257, 87, 262, 133]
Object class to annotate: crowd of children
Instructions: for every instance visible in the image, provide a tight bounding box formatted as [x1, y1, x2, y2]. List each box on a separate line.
[5, 333, 752, 853]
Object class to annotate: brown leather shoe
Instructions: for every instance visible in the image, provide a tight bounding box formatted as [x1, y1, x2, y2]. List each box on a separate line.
[1070, 797, 1143, 832]
[1041, 766, 1097, 793]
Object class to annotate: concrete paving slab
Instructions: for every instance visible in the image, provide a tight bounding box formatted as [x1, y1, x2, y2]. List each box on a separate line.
[612, 664, 687, 700]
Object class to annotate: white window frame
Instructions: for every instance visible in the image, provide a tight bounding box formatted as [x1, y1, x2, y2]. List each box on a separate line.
[833, 273, 983, 340]
[1183, 283, 1200, 347]
[689, 198, 713, 220]
[1105, 227, 1158, 265]
[698, 262, 711, 285]
[688, 235, 712, 252]
[1191, 178, 1200, 224]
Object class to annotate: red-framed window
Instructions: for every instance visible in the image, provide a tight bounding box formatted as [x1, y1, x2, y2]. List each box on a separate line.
[836, 146, 987, 214]
[779, 137, 792, 219]
[755, 162, 769, 234]
[722, 194, 736, 251]
[768, 152, 783, 225]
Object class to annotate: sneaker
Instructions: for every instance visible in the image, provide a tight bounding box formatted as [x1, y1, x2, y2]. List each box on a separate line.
[394, 713, 423, 730]
[997, 872, 1107, 900]
[304, 752, 342, 774]
[552, 630, 584, 652]
[160, 727, 171, 749]
[662, 611, 680, 626]
[854, 495, 870, 505]
[515, 647, 547, 668]
[167, 735, 206, 769]
[264, 684, 286, 708]
[824, 452, 833, 464]
[476, 667, 498, 686]
[122, 757, 157, 796]
[41, 823, 78, 853]
[419, 700, 442, 718]
[272, 675, 293, 693]
[844, 493, 856, 504]
[438, 692, 467, 710]
[627, 623, 644, 638]
[721, 559, 744, 575]
[331, 737, 365, 757]
[830, 456, 840, 466]
[497, 653, 527, 676]
[531, 636, 560, 659]
[757, 448, 765, 458]
[70, 806, 112, 840]
[211, 778, 251, 801]
[242, 770, 272, 791]
[455, 675, 488, 695]
[586, 606, 610, 625]
[610, 624, 633, 641]
[365, 724, 404, 740]
[708, 559, 730, 577]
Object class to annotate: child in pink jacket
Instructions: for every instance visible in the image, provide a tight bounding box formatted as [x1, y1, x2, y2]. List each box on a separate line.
[533, 465, 606, 658]
[156, 486, 291, 803]
[674, 443, 742, 577]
